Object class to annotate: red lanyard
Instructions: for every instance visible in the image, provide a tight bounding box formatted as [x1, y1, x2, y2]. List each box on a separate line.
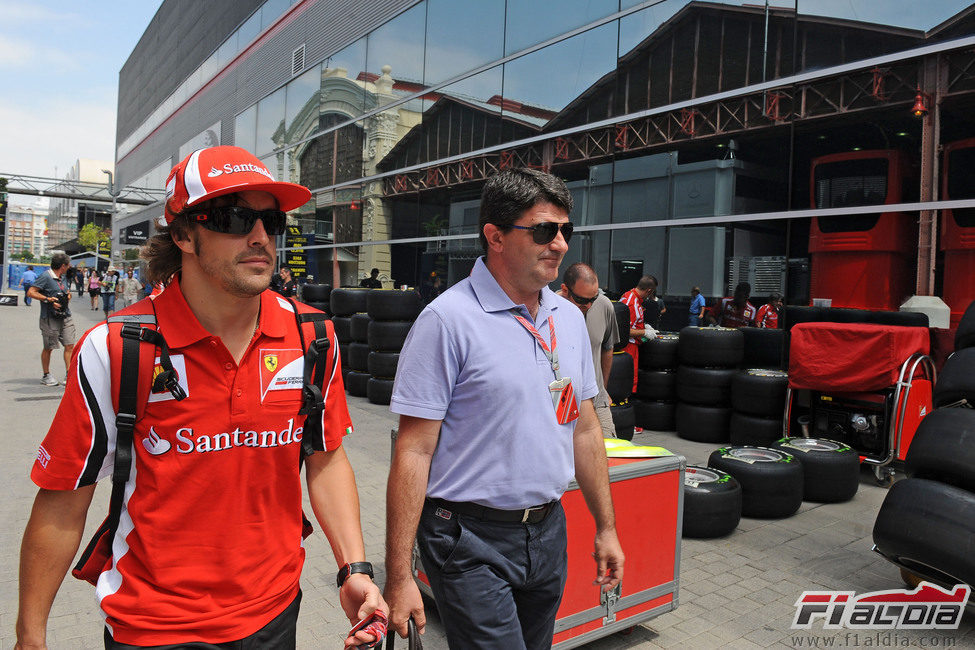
[511, 311, 562, 380]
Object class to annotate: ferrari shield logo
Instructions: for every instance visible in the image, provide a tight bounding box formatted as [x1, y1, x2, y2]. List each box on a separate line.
[264, 354, 278, 373]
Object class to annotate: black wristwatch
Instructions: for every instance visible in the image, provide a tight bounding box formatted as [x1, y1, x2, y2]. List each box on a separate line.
[336, 561, 374, 588]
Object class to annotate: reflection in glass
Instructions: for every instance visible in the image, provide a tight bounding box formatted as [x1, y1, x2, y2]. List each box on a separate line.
[505, 0, 618, 56]
[234, 104, 257, 154]
[256, 87, 286, 156]
[323, 39, 370, 118]
[366, 2, 426, 107]
[424, 0, 504, 86]
[237, 10, 261, 48]
[285, 65, 322, 144]
[503, 22, 617, 118]
[261, 0, 290, 29]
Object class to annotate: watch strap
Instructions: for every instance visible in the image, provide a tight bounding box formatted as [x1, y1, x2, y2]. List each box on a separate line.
[337, 561, 374, 588]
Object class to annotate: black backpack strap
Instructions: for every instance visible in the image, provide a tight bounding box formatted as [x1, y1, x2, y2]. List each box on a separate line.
[288, 300, 332, 457]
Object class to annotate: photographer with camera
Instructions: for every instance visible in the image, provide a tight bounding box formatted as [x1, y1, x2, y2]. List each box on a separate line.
[26, 252, 76, 387]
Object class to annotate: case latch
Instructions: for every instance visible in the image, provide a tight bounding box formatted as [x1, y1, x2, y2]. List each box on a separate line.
[601, 582, 622, 624]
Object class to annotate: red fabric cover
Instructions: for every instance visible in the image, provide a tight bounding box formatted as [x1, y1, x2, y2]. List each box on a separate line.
[788, 322, 930, 391]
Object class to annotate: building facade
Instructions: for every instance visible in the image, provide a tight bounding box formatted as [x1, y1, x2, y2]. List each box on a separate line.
[114, 0, 975, 320]
[6, 202, 49, 259]
[48, 159, 116, 252]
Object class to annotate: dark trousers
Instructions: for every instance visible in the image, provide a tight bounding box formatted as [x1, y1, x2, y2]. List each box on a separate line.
[417, 500, 568, 650]
[104, 590, 301, 650]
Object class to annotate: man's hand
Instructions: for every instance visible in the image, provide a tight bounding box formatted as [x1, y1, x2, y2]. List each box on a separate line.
[341, 573, 389, 648]
[592, 527, 624, 592]
[383, 574, 426, 638]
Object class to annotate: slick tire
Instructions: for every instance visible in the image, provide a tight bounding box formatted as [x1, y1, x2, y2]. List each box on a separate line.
[905, 408, 975, 493]
[368, 320, 414, 352]
[682, 466, 742, 539]
[784, 305, 824, 330]
[676, 403, 731, 443]
[339, 343, 349, 370]
[771, 437, 859, 503]
[639, 333, 680, 370]
[348, 342, 370, 372]
[632, 399, 676, 431]
[332, 316, 352, 344]
[305, 300, 330, 315]
[707, 446, 803, 518]
[636, 369, 676, 402]
[350, 313, 371, 343]
[954, 300, 975, 351]
[368, 351, 399, 379]
[607, 351, 634, 403]
[367, 377, 394, 405]
[678, 327, 744, 367]
[676, 366, 736, 406]
[330, 288, 370, 317]
[932, 348, 975, 408]
[301, 283, 331, 303]
[367, 289, 424, 321]
[611, 402, 635, 440]
[872, 478, 975, 588]
[740, 327, 786, 370]
[345, 370, 370, 397]
[612, 302, 630, 352]
[729, 412, 785, 447]
[731, 369, 789, 417]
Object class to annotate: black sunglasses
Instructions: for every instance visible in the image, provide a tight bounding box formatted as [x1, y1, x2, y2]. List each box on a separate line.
[186, 206, 288, 236]
[507, 221, 574, 245]
[567, 286, 598, 305]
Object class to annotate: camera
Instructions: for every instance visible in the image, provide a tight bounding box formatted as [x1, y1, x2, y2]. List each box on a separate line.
[49, 292, 70, 318]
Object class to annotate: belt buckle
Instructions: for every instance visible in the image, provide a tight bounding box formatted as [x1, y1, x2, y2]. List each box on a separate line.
[521, 505, 543, 523]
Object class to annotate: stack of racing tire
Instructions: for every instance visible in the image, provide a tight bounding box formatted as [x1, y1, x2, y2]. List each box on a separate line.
[362, 289, 424, 405]
[729, 368, 789, 446]
[329, 288, 371, 397]
[872, 323, 975, 588]
[301, 283, 331, 315]
[607, 302, 636, 439]
[675, 327, 743, 443]
[632, 333, 679, 432]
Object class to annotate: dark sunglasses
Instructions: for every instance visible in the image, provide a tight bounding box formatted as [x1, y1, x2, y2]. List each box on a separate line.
[567, 286, 598, 305]
[186, 206, 288, 236]
[507, 221, 574, 245]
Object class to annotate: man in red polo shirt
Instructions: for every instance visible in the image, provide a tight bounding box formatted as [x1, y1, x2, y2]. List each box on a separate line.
[619, 276, 657, 392]
[17, 146, 386, 649]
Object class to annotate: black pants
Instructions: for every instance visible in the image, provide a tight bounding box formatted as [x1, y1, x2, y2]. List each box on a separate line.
[104, 591, 301, 650]
[417, 501, 568, 650]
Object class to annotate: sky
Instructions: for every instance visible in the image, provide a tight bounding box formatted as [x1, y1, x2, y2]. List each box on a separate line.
[0, 0, 162, 206]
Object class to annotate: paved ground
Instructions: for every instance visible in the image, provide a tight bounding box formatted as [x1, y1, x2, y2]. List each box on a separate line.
[0, 294, 972, 649]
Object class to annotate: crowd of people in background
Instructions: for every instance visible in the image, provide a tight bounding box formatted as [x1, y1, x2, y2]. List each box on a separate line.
[19, 263, 154, 319]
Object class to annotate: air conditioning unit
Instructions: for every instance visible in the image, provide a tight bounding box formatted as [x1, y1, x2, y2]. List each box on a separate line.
[727, 256, 787, 297]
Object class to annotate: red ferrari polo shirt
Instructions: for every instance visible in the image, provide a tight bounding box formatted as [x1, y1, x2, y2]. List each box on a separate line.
[31, 276, 351, 645]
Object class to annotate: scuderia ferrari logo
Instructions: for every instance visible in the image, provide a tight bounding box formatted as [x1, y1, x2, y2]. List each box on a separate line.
[264, 353, 278, 373]
[259, 348, 304, 401]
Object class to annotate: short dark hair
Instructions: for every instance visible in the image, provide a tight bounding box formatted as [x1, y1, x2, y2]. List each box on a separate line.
[50, 253, 69, 271]
[562, 262, 597, 288]
[735, 282, 751, 296]
[370, 268, 379, 276]
[637, 275, 656, 291]
[479, 168, 573, 252]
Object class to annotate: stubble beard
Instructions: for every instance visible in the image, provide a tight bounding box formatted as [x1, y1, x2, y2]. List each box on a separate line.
[194, 239, 272, 298]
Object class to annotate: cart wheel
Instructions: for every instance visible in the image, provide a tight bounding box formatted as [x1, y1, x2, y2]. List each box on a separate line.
[873, 465, 893, 487]
[619, 626, 636, 636]
[900, 567, 923, 589]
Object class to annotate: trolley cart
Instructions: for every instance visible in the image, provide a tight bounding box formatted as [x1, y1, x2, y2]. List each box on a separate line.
[397, 430, 684, 649]
[783, 322, 935, 484]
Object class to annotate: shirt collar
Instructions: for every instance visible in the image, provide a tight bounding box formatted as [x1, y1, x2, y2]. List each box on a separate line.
[153, 275, 292, 348]
[469, 256, 560, 318]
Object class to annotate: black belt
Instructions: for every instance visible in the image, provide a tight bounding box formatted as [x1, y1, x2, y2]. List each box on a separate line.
[427, 498, 556, 524]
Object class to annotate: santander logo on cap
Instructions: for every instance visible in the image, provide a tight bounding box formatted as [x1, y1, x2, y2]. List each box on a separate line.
[207, 167, 223, 178]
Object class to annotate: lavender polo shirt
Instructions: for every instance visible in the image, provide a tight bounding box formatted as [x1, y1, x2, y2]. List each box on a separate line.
[390, 257, 598, 509]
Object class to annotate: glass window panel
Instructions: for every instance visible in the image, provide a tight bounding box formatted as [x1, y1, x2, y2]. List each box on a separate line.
[424, 0, 504, 86]
[502, 22, 617, 130]
[235, 104, 257, 153]
[237, 10, 262, 48]
[417, 66, 504, 164]
[323, 38, 369, 118]
[216, 33, 238, 68]
[285, 65, 322, 144]
[366, 2, 426, 107]
[504, 0, 618, 56]
[261, 0, 290, 29]
[256, 87, 286, 156]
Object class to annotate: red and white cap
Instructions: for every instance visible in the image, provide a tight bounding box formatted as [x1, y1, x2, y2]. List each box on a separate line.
[164, 146, 311, 224]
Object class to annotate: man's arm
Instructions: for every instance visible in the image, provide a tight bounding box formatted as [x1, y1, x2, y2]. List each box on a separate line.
[384, 415, 441, 638]
[26, 286, 47, 303]
[572, 400, 624, 592]
[304, 446, 387, 648]
[17, 485, 96, 650]
[600, 347, 613, 394]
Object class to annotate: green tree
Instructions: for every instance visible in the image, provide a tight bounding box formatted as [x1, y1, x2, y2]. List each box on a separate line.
[17, 250, 36, 262]
[122, 248, 140, 261]
[78, 222, 111, 253]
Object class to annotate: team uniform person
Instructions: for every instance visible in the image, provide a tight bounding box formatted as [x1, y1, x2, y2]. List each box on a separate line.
[17, 146, 386, 649]
[384, 168, 624, 649]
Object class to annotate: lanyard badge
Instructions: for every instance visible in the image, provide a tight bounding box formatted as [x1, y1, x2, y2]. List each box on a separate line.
[512, 311, 579, 424]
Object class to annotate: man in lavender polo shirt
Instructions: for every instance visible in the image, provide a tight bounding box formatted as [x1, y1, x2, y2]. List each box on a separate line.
[385, 168, 624, 649]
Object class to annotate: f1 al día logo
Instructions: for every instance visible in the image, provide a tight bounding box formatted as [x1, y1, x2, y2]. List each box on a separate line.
[792, 582, 970, 630]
